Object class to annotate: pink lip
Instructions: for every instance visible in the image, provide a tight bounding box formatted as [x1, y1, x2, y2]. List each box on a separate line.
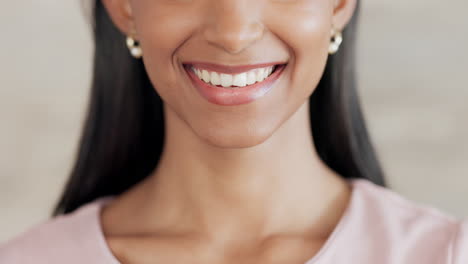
[184, 63, 287, 106]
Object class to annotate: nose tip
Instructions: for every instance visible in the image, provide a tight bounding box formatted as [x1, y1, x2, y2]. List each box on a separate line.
[203, 13, 265, 54]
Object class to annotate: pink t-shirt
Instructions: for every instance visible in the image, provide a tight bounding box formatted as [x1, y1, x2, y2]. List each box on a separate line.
[1, 178, 467, 263]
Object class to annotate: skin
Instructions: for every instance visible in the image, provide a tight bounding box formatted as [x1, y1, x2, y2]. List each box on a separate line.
[100, 0, 357, 263]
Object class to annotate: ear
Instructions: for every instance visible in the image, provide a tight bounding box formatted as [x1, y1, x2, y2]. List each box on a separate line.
[332, 0, 357, 30]
[101, 0, 135, 36]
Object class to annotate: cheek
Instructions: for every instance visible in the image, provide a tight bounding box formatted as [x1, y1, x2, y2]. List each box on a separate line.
[265, 2, 332, 96]
[131, 4, 197, 101]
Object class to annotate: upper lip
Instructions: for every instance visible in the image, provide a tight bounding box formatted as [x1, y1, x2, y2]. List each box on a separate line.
[183, 61, 287, 74]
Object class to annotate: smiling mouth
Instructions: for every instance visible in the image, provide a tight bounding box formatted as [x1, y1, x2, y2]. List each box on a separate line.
[182, 62, 287, 106]
[183, 63, 287, 89]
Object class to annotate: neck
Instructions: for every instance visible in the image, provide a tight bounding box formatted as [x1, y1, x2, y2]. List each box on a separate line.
[119, 101, 351, 244]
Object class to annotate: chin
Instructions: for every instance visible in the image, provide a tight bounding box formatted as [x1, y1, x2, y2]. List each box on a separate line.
[194, 121, 277, 149]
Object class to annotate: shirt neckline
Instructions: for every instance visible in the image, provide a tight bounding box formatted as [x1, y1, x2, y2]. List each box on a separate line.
[303, 178, 361, 263]
[90, 178, 364, 264]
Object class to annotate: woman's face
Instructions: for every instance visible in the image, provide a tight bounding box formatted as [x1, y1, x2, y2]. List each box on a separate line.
[104, 0, 356, 148]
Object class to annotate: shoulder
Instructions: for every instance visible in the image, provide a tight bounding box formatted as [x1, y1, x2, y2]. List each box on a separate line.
[352, 178, 460, 224]
[0, 197, 115, 264]
[348, 179, 467, 264]
[452, 218, 468, 264]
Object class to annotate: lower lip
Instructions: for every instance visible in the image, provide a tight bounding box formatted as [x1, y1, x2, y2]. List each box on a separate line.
[184, 64, 286, 106]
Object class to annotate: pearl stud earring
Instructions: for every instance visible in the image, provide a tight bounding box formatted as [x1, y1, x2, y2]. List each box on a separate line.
[126, 36, 143, 59]
[328, 27, 343, 55]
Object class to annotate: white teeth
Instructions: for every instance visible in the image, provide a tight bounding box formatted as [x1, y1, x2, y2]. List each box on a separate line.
[191, 65, 276, 88]
[202, 70, 210, 83]
[211, 72, 221, 85]
[263, 68, 269, 79]
[232, 73, 247, 87]
[220, 73, 233, 87]
[256, 68, 265, 82]
[267, 66, 273, 77]
[193, 68, 202, 79]
[246, 71, 256, 85]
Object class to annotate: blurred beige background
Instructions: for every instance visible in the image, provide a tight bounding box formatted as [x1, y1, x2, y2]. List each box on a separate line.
[0, 0, 467, 243]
